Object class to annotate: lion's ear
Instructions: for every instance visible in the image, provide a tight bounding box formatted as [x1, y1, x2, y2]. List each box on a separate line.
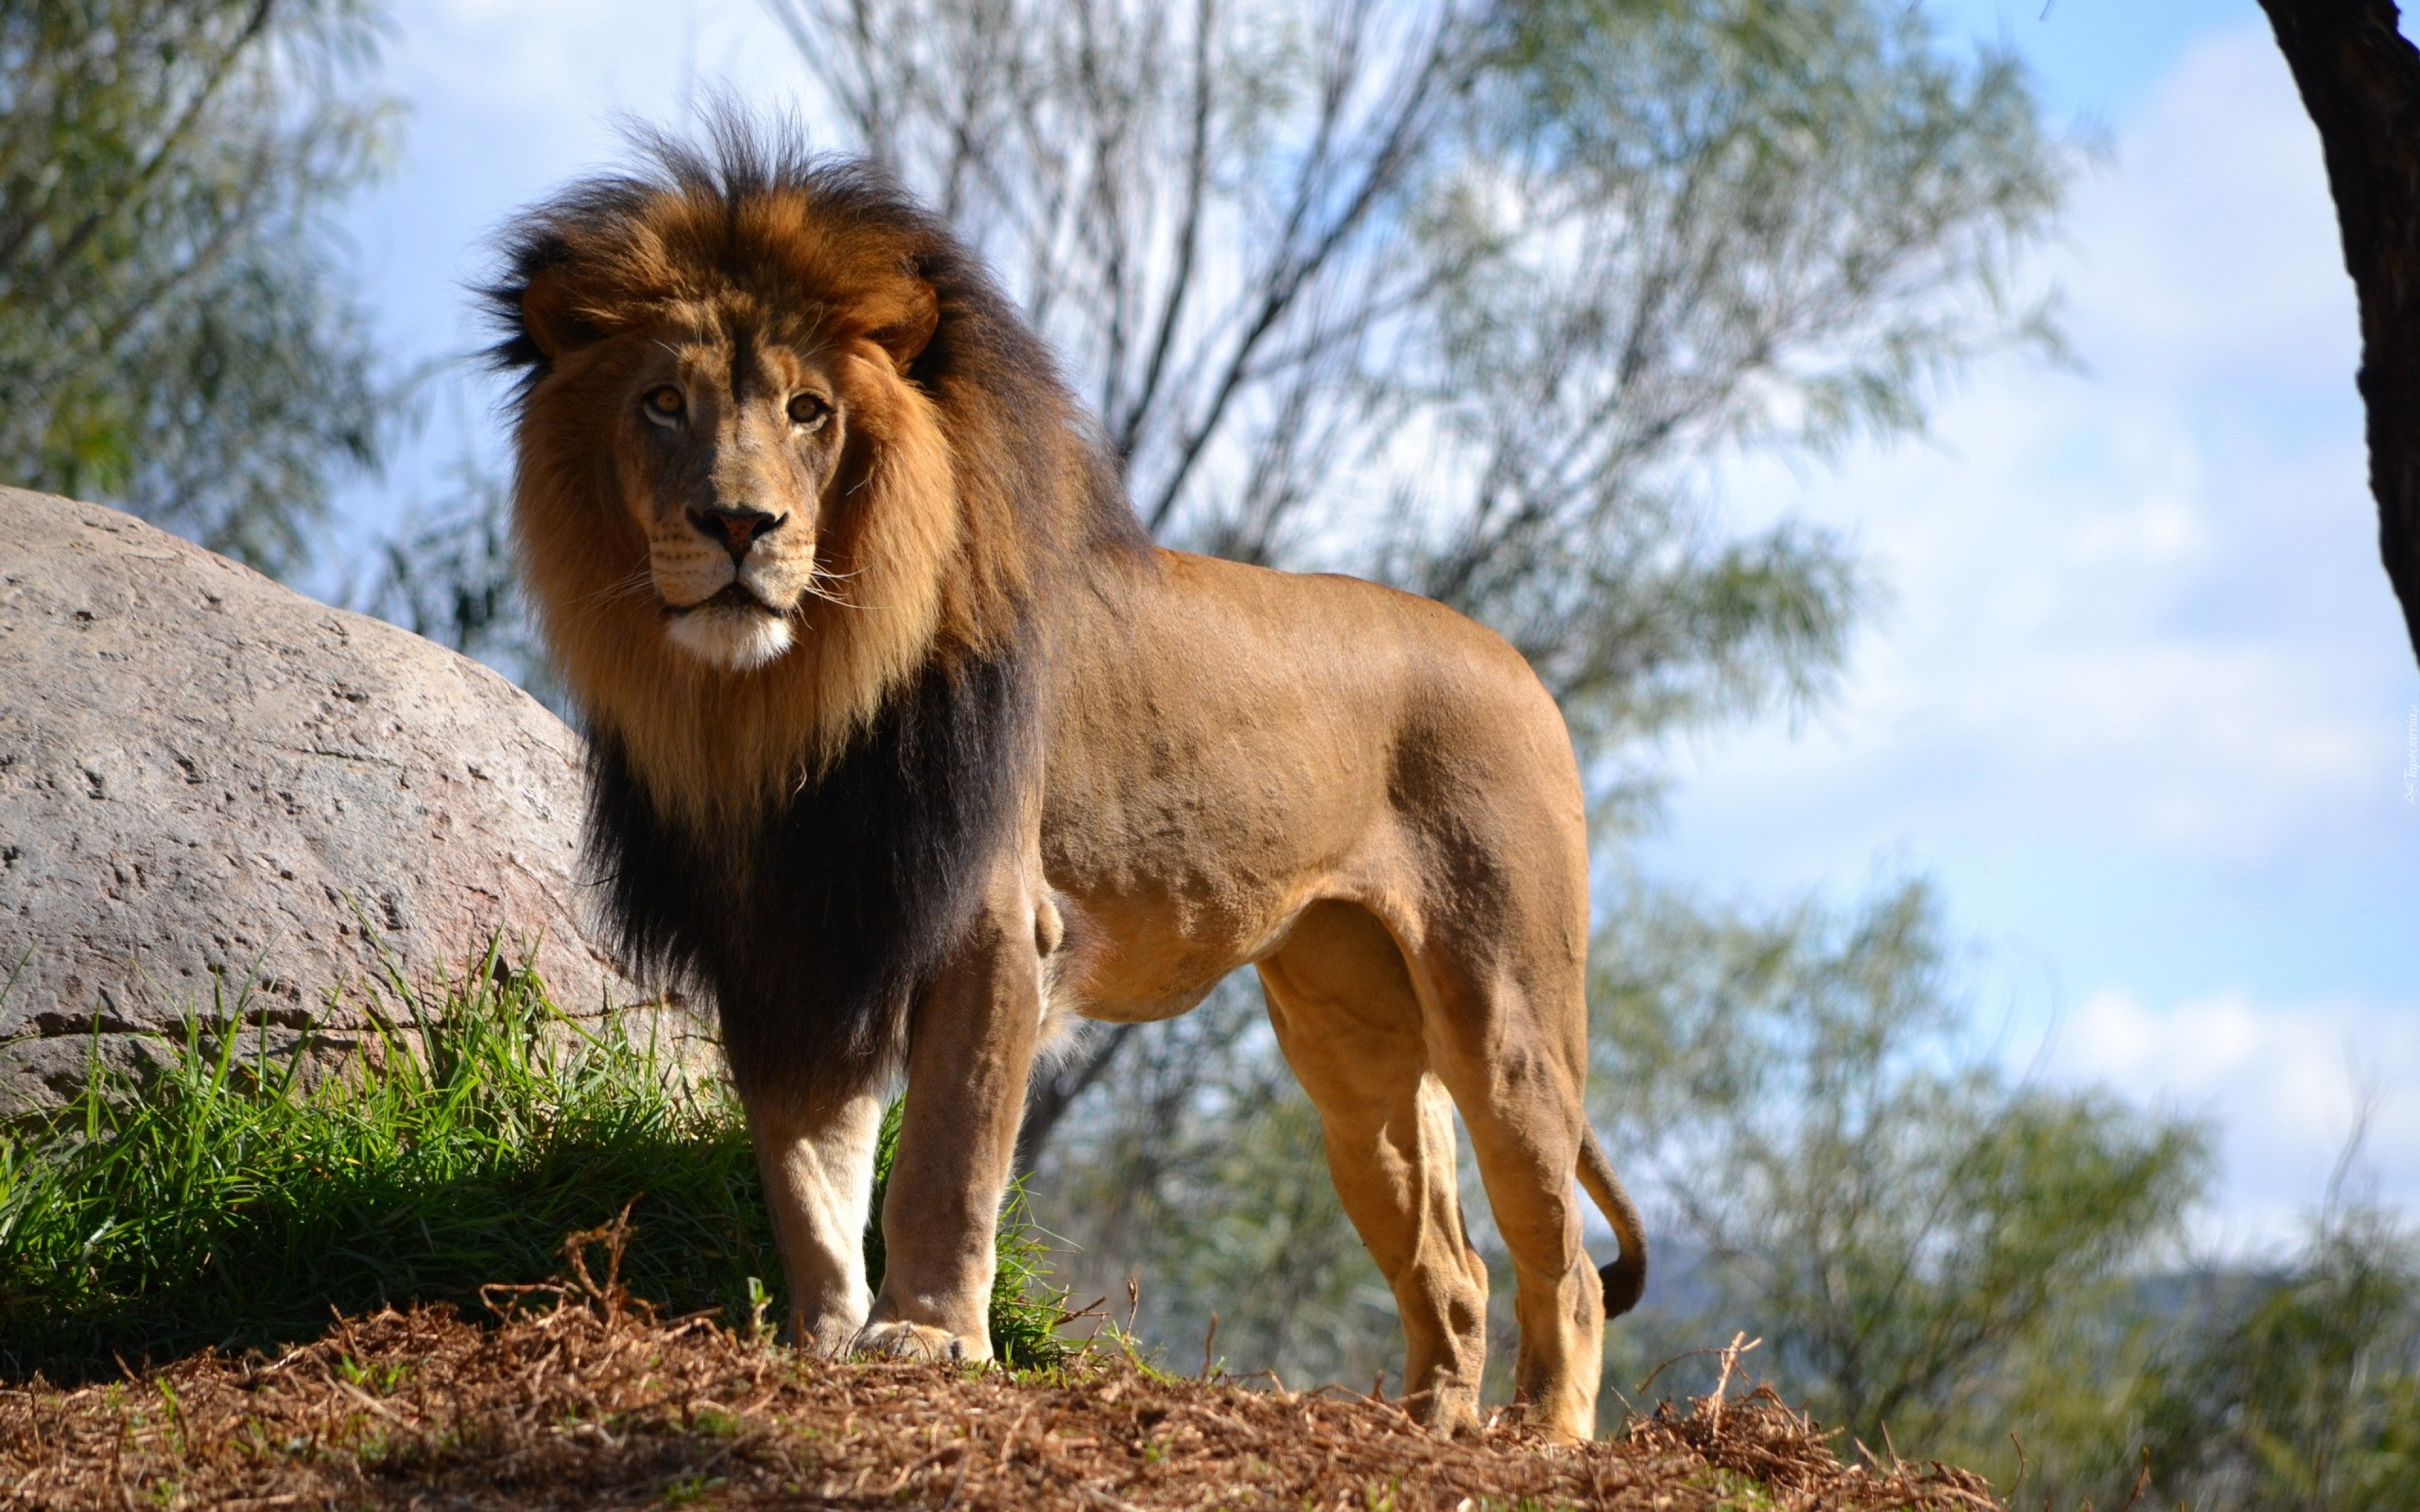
[519, 268, 603, 361]
[861, 280, 939, 372]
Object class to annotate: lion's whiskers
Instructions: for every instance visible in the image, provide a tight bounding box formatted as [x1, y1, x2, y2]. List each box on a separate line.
[792, 559, 863, 610]
[801, 575, 860, 610]
[567, 565, 659, 620]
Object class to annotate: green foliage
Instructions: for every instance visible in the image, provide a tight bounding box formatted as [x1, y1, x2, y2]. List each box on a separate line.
[0, 951, 1065, 1377]
[1488, 0, 2065, 453]
[2133, 1200, 2420, 1512]
[0, 0, 398, 575]
[1588, 882, 2210, 1450]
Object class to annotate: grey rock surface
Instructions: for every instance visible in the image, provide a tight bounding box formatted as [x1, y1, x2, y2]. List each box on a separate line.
[0, 488, 670, 1114]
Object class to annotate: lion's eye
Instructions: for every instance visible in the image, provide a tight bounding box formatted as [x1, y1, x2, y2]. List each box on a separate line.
[786, 392, 831, 430]
[642, 386, 684, 424]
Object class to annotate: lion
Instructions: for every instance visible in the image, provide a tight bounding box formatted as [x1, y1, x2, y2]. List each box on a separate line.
[488, 121, 1646, 1442]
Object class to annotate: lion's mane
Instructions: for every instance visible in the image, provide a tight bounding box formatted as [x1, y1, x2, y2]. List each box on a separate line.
[488, 122, 1144, 1095]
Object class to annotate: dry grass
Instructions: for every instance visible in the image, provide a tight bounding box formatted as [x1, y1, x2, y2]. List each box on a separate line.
[0, 1223, 2003, 1512]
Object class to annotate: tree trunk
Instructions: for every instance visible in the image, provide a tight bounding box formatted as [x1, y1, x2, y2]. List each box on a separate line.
[2259, 0, 2420, 670]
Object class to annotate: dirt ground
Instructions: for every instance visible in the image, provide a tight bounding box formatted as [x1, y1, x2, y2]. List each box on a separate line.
[0, 1260, 2004, 1511]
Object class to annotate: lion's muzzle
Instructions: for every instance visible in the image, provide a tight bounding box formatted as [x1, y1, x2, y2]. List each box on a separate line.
[653, 505, 817, 673]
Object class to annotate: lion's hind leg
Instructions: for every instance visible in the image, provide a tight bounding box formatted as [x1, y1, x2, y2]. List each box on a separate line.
[1256, 900, 1490, 1438]
[1409, 931, 1606, 1443]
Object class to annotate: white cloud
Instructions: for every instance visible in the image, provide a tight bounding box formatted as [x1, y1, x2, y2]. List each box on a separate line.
[1653, 19, 2412, 875]
[2050, 985, 2420, 1246]
[2074, 27, 2359, 372]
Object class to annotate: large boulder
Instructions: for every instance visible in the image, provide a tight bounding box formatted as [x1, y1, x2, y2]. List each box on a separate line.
[0, 488, 671, 1114]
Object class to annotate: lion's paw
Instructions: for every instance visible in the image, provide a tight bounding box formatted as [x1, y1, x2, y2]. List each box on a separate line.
[852, 1319, 988, 1364]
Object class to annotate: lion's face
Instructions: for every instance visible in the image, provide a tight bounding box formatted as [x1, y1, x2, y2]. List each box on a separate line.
[503, 170, 1025, 818]
[610, 326, 861, 672]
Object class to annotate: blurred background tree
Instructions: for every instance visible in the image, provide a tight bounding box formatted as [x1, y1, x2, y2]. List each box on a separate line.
[350, 450, 560, 699]
[1587, 881, 2210, 1476]
[0, 0, 398, 576]
[2131, 1174, 2420, 1512]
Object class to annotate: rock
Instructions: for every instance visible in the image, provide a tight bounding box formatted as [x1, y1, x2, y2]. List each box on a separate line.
[0, 488, 672, 1115]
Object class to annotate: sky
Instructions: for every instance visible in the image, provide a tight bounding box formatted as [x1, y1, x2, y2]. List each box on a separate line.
[326, 1, 2418, 1249]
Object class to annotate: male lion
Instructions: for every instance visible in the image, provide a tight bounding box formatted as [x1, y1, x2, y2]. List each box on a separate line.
[490, 123, 1645, 1441]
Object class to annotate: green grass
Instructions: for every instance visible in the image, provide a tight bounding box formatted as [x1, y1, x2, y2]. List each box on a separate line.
[0, 946, 1067, 1377]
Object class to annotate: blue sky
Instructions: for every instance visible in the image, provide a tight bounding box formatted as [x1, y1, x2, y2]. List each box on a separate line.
[328, 1, 2417, 1247]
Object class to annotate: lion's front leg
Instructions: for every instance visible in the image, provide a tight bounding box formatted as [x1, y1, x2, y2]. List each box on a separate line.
[855, 885, 1043, 1364]
[739, 1085, 885, 1355]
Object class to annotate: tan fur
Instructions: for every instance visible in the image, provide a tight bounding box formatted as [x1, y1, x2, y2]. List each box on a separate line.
[505, 156, 1643, 1443]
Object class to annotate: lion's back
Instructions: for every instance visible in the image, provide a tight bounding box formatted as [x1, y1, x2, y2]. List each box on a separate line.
[1041, 546, 1586, 919]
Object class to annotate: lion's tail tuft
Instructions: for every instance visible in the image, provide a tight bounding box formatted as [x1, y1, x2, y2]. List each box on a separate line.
[1577, 1128, 1648, 1319]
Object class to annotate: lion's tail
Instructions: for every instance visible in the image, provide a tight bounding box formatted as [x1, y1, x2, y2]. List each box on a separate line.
[1577, 1126, 1648, 1319]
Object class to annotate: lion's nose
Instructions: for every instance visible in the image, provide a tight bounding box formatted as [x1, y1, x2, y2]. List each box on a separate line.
[690, 505, 784, 562]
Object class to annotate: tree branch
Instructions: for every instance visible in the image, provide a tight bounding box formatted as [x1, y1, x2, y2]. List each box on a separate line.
[1015, 1022, 1139, 1174]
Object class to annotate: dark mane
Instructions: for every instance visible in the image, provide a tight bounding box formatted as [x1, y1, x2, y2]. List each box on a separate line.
[588, 639, 1035, 1097]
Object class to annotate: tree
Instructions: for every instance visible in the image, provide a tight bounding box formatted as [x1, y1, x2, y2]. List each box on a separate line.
[1586, 882, 2211, 1454]
[768, 0, 2074, 1169]
[2134, 1182, 2420, 1512]
[0, 0, 397, 576]
[2257, 0, 2420, 671]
